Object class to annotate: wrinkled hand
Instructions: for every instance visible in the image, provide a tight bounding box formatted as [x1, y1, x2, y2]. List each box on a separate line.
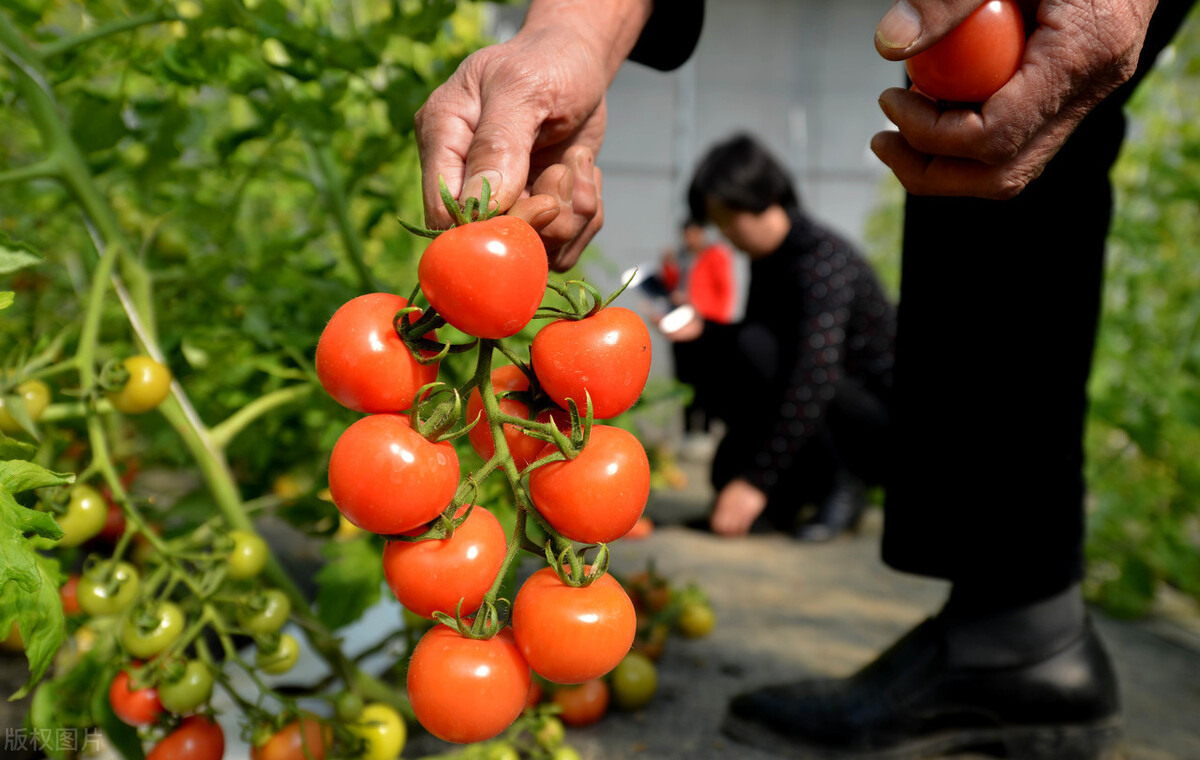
[871, 0, 1158, 198]
[415, 27, 609, 272]
[710, 478, 768, 537]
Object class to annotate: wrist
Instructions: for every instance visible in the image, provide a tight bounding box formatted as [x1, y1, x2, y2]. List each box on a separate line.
[520, 0, 654, 82]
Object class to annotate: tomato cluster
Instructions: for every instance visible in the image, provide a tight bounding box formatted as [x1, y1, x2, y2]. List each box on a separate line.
[315, 205, 657, 744]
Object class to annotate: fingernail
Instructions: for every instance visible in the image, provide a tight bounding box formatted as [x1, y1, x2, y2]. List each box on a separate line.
[876, 0, 921, 50]
[462, 170, 503, 208]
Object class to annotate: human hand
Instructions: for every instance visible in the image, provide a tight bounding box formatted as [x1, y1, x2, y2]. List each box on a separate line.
[657, 305, 702, 342]
[415, 1, 652, 271]
[870, 0, 1157, 198]
[710, 478, 768, 537]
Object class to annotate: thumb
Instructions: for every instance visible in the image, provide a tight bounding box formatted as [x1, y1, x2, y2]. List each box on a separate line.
[875, 0, 989, 60]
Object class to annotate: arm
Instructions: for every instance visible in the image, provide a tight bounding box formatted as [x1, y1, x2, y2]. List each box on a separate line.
[871, 0, 1160, 199]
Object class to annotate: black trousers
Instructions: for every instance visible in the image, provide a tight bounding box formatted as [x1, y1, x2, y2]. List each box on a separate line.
[882, 2, 1196, 601]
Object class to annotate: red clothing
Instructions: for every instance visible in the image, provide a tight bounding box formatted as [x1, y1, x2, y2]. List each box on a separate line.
[687, 243, 737, 323]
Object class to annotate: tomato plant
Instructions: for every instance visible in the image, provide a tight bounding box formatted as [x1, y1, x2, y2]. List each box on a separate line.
[905, 0, 1026, 103]
[77, 561, 140, 617]
[146, 715, 225, 760]
[109, 668, 164, 727]
[511, 567, 637, 684]
[382, 505, 507, 619]
[418, 215, 548, 339]
[105, 355, 173, 415]
[552, 679, 609, 727]
[316, 292, 440, 413]
[157, 660, 215, 715]
[53, 484, 108, 548]
[328, 413, 460, 535]
[406, 625, 532, 744]
[531, 306, 652, 419]
[226, 529, 270, 580]
[348, 702, 407, 760]
[528, 425, 651, 543]
[0, 378, 50, 433]
[609, 652, 657, 711]
[121, 601, 186, 659]
[251, 717, 331, 760]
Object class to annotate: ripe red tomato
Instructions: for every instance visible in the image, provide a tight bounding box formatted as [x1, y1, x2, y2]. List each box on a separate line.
[531, 306, 652, 420]
[316, 292, 440, 413]
[406, 625, 531, 744]
[60, 575, 81, 616]
[466, 365, 568, 469]
[109, 668, 164, 727]
[552, 679, 610, 727]
[251, 717, 331, 760]
[528, 425, 650, 543]
[382, 505, 508, 619]
[418, 216, 548, 339]
[905, 0, 1025, 103]
[328, 414, 459, 535]
[511, 567, 636, 684]
[147, 715, 225, 760]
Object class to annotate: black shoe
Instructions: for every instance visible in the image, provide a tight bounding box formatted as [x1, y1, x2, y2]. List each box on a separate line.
[721, 616, 1121, 759]
[794, 473, 867, 542]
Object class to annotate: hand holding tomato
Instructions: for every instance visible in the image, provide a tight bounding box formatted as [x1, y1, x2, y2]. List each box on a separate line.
[871, 0, 1158, 199]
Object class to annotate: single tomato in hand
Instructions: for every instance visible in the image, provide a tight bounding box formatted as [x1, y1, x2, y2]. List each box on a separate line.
[905, 0, 1025, 103]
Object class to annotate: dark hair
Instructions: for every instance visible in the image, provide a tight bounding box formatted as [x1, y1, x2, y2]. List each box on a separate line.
[687, 133, 800, 223]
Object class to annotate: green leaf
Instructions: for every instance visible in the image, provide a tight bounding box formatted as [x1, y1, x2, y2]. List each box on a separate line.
[314, 535, 384, 630]
[0, 234, 42, 275]
[69, 91, 127, 154]
[1, 554, 64, 700]
[0, 292, 13, 310]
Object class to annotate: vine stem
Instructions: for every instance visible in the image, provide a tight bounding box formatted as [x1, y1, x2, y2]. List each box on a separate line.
[307, 139, 377, 293]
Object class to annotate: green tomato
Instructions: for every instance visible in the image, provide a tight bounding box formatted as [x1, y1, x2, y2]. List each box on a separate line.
[609, 651, 658, 711]
[158, 659, 214, 714]
[236, 589, 292, 635]
[77, 561, 140, 616]
[550, 748, 582, 760]
[0, 379, 51, 433]
[106, 356, 172, 414]
[256, 633, 300, 675]
[335, 691, 365, 722]
[121, 601, 186, 659]
[349, 703, 406, 760]
[55, 485, 108, 548]
[226, 529, 269, 580]
[676, 600, 716, 638]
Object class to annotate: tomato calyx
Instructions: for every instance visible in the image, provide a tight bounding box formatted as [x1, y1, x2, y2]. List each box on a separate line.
[397, 175, 502, 240]
[537, 273, 633, 322]
[430, 597, 508, 641]
[543, 543, 611, 588]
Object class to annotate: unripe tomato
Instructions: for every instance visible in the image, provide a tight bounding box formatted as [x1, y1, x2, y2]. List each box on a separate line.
[0, 379, 51, 433]
[257, 633, 301, 675]
[106, 356, 172, 414]
[226, 529, 269, 580]
[551, 679, 609, 727]
[531, 307, 652, 419]
[237, 589, 292, 635]
[609, 651, 657, 710]
[109, 668, 164, 726]
[382, 505, 507, 620]
[55, 485, 108, 548]
[328, 414, 459, 535]
[348, 702, 407, 760]
[316, 292, 440, 413]
[157, 659, 214, 714]
[905, 0, 1025, 103]
[147, 714, 224, 760]
[511, 567, 636, 684]
[676, 600, 716, 638]
[418, 215, 548, 339]
[406, 625, 531, 744]
[121, 601, 186, 659]
[78, 561, 141, 616]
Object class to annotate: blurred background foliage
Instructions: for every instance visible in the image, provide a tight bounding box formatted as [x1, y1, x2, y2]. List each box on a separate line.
[865, 5, 1200, 618]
